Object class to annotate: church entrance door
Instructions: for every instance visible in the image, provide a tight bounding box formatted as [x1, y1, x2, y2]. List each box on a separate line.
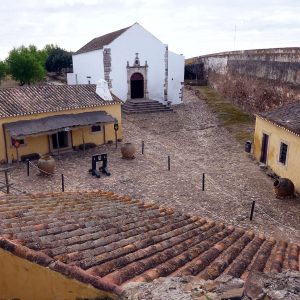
[130, 73, 144, 99]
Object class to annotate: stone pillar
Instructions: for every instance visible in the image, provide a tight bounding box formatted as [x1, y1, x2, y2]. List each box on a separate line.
[164, 45, 169, 102]
[179, 82, 184, 102]
[144, 61, 149, 99]
[103, 48, 112, 88]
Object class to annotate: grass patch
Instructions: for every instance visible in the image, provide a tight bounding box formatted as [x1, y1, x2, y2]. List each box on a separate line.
[195, 86, 255, 144]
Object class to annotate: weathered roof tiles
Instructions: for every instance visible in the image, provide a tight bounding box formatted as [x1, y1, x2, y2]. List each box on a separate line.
[0, 190, 299, 296]
[259, 101, 300, 136]
[75, 26, 130, 55]
[0, 84, 120, 118]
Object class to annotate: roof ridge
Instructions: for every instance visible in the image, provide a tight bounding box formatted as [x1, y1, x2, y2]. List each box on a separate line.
[0, 84, 97, 91]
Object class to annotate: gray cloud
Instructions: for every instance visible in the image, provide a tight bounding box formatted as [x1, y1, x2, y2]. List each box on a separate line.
[0, 0, 299, 60]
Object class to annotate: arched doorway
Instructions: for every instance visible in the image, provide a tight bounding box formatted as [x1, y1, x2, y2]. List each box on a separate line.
[130, 73, 144, 99]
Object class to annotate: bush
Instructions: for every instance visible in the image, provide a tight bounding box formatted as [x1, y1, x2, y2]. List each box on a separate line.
[6, 45, 46, 85]
[45, 46, 72, 73]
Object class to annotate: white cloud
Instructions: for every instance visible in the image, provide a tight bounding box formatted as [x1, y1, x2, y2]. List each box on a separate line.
[0, 0, 299, 59]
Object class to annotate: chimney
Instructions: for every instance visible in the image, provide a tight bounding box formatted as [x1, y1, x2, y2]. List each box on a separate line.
[95, 79, 113, 101]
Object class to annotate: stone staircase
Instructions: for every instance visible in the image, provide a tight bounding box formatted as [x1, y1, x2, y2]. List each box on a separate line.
[122, 99, 173, 114]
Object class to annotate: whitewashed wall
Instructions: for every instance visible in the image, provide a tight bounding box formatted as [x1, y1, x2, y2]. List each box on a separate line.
[69, 49, 104, 84]
[168, 51, 184, 104]
[109, 23, 165, 103]
[67, 73, 77, 85]
[68, 23, 184, 106]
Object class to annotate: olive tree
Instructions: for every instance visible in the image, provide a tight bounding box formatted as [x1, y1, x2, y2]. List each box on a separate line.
[45, 46, 72, 73]
[6, 45, 46, 85]
[0, 61, 7, 83]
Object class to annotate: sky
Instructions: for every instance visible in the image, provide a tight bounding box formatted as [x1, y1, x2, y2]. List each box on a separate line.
[0, 0, 299, 60]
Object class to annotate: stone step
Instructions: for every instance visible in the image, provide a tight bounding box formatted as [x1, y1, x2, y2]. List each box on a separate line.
[124, 102, 166, 106]
[123, 107, 172, 112]
[124, 102, 168, 106]
[122, 108, 173, 114]
[122, 104, 172, 109]
[123, 104, 167, 109]
[122, 99, 172, 114]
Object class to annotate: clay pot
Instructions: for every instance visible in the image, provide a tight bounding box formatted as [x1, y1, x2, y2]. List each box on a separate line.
[273, 178, 294, 198]
[37, 155, 55, 175]
[121, 143, 136, 159]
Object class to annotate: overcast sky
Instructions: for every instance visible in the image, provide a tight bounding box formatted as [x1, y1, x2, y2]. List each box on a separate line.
[0, 0, 299, 60]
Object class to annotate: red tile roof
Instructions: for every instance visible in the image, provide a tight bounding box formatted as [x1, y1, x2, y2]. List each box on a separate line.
[0, 85, 121, 118]
[75, 26, 130, 55]
[0, 190, 299, 296]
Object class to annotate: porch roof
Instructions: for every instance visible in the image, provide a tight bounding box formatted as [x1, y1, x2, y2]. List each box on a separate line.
[4, 111, 116, 138]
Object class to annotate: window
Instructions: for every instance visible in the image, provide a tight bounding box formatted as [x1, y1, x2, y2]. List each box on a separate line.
[11, 138, 25, 147]
[91, 125, 101, 132]
[279, 142, 288, 165]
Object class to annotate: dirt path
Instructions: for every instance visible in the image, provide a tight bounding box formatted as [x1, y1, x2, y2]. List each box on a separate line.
[8, 88, 300, 243]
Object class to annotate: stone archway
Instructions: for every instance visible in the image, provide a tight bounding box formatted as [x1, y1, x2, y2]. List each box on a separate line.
[127, 53, 149, 100]
[130, 73, 144, 99]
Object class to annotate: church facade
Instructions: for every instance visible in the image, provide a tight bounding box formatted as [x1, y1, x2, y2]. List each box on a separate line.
[67, 23, 184, 105]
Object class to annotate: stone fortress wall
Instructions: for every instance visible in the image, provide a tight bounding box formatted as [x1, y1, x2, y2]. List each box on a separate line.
[186, 48, 300, 112]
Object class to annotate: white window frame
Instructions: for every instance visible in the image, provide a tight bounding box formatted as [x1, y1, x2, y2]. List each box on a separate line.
[278, 140, 289, 167]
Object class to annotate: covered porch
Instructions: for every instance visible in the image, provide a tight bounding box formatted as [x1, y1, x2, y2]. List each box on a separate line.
[4, 111, 116, 163]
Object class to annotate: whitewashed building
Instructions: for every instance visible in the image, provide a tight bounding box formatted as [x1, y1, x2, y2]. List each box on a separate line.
[67, 23, 184, 105]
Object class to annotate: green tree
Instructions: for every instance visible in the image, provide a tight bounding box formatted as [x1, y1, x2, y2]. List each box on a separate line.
[6, 45, 46, 85]
[45, 46, 72, 73]
[0, 61, 7, 83]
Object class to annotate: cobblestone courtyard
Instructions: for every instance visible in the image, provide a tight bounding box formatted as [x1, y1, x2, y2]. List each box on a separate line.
[8, 88, 300, 243]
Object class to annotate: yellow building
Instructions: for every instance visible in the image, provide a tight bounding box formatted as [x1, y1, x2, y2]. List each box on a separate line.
[0, 84, 122, 163]
[253, 101, 300, 192]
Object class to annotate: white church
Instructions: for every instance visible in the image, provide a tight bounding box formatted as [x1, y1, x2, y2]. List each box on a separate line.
[67, 23, 184, 106]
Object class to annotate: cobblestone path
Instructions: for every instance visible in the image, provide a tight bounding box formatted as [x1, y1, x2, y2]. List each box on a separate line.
[8, 88, 300, 242]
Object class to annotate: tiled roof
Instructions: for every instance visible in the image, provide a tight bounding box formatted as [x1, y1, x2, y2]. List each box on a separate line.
[0, 85, 120, 118]
[0, 191, 299, 296]
[0, 85, 121, 118]
[259, 101, 300, 136]
[75, 26, 130, 55]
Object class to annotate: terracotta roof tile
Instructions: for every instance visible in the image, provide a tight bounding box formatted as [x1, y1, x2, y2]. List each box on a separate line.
[259, 101, 300, 136]
[0, 85, 120, 118]
[0, 191, 299, 296]
[75, 26, 130, 55]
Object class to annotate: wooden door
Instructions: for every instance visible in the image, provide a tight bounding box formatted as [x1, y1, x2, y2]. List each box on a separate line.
[260, 133, 269, 164]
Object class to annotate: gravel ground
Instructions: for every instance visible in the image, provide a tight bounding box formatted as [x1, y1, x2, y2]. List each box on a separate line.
[7, 88, 300, 243]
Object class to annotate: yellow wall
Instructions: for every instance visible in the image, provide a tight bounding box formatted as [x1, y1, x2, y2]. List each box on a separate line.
[72, 126, 104, 147]
[0, 248, 119, 300]
[254, 116, 300, 192]
[0, 104, 122, 162]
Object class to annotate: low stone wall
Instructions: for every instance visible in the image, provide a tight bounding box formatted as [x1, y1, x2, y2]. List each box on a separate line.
[187, 48, 300, 112]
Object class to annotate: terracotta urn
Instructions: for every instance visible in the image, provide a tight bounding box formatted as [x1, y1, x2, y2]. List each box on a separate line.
[273, 178, 294, 198]
[121, 143, 136, 159]
[37, 155, 55, 175]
